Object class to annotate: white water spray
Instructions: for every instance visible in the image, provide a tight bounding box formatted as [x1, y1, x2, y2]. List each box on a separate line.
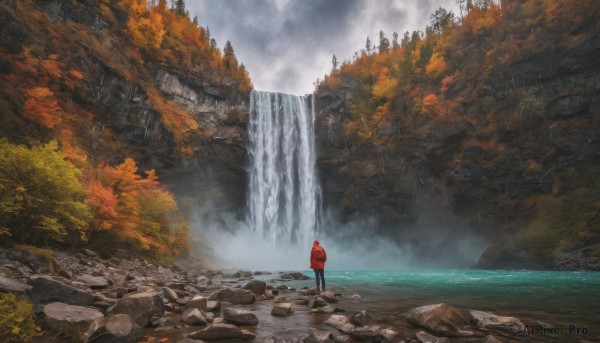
[247, 90, 321, 246]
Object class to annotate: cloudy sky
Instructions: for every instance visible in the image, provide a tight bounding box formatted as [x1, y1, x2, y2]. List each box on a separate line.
[188, 0, 459, 95]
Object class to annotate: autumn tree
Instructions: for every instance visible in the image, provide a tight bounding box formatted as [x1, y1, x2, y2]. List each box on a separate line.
[0, 140, 91, 245]
[378, 30, 390, 53]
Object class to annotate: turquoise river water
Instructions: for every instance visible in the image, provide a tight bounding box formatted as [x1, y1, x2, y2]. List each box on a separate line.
[286, 269, 600, 342]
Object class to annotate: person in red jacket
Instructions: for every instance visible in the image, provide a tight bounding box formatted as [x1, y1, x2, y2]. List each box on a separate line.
[310, 240, 327, 292]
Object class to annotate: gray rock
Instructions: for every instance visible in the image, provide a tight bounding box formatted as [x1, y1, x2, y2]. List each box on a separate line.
[351, 294, 361, 300]
[325, 315, 348, 329]
[43, 302, 104, 341]
[182, 308, 208, 326]
[330, 331, 350, 343]
[309, 296, 329, 308]
[469, 310, 523, 331]
[76, 274, 109, 289]
[83, 249, 98, 257]
[188, 323, 243, 340]
[209, 288, 255, 304]
[197, 276, 212, 287]
[241, 329, 256, 340]
[206, 300, 220, 311]
[271, 303, 294, 316]
[161, 287, 179, 302]
[184, 296, 208, 312]
[243, 280, 267, 295]
[107, 291, 165, 327]
[58, 268, 74, 279]
[0, 275, 32, 295]
[303, 330, 334, 343]
[415, 331, 440, 343]
[406, 303, 473, 337]
[380, 329, 398, 342]
[94, 314, 136, 343]
[5, 248, 57, 273]
[482, 335, 504, 343]
[319, 291, 338, 303]
[223, 307, 259, 326]
[350, 326, 381, 341]
[29, 275, 94, 306]
[339, 323, 355, 334]
[314, 305, 336, 314]
[350, 310, 369, 326]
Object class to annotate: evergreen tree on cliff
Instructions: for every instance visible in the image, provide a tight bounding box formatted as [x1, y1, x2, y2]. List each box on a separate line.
[223, 40, 238, 70]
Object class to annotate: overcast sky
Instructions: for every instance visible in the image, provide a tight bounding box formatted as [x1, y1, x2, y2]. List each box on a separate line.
[188, 0, 459, 95]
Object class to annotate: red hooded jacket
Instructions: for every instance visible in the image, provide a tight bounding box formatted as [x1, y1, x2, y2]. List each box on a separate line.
[310, 240, 327, 269]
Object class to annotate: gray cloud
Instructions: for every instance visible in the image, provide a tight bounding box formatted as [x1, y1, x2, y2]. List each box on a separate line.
[188, 0, 458, 95]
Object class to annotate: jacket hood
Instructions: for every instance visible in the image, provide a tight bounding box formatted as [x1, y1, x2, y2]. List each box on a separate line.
[313, 240, 320, 246]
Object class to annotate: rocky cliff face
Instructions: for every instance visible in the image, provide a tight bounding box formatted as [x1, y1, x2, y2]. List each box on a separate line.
[2, 0, 251, 217]
[314, 33, 600, 269]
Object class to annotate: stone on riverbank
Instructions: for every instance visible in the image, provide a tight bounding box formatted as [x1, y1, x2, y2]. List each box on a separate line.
[272, 303, 294, 316]
[29, 275, 94, 306]
[469, 310, 523, 331]
[406, 303, 473, 337]
[243, 280, 267, 295]
[325, 314, 349, 329]
[223, 307, 259, 326]
[0, 275, 31, 295]
[209, 288, 255, 304]
[182, 308, 209, 326]
[43, 302, 104, 341]
[188, 323, 243, 340]
[107, 291, 165, 327]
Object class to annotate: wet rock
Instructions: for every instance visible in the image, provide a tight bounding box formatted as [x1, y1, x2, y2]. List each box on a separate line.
[406, 303, 473, 337]
[83, 249, 98, 257]
[295, 296, 309, 305]
[309, 296, 329, 308]
[351, 294, 361, 300]
[274, 296, 287, 303]
[58, 268, 74, 279]
[330, 331, 350, 343]
[279, 272, 309, 280]
[265, 290, 275, 299]
[325, 315, 349, 329]
[320, 291, 338, 303]
[197, 276, 212, 287]
[304, 330, 334, 343]
[241, 329, 256, 340]
[223, 307, 259, 326]
[350, 310, 370, 326]
[76, 274, 109, 289]
[272, 303, 294, 316]
[43, 302, 104, 341]
[107, 291, 165, 327]
[243, 280, 267, 295]
[339, 323, 355, 334]
[415, 331, 440, 343]
[265, 336, 302, 343]
[29, 275, 94, 306]
[209, 288, 255, 304]
[0, 275, 32, 295]
[188, 323, 243, 340]
[184, 296, 208, 312]
[206, 300, 220, 311]
[182, 308, 208, 326]
[380, 329, 398, 342]
[313, 305, 336, 314]
[350, 325, 381, 341]
[469, 310, 523, 331]
[482, 335, 504, 343]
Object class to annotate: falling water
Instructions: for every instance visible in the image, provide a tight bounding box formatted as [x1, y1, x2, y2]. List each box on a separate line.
[247, 90, 321, 245]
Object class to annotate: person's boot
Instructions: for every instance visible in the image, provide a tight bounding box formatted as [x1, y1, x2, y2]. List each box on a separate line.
[316, 286, 321, 293]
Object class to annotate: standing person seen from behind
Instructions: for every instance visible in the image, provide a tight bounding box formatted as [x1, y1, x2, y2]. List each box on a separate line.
[310, 240, 327, 293]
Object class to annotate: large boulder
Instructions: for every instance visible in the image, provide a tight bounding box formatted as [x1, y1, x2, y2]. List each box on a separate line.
[319, 291, 338, 303]
[222, 307, 259, 326]
[209, 288, 255, 304]
[469, 310, 523, 331]
[303, 330, 334, 343]
[271, 303, 294, 316]
[350, 310, 369, 326]
[107, 291, 165, 327]
[0, 275, 32, 295]
[43, 302, 104, 341]
[309, 296, 329, 308]
[406, 303, 473, 337]
[29, 275, 94, 306]
[243, 280, 267, 295]
[188, 323, 243, 340]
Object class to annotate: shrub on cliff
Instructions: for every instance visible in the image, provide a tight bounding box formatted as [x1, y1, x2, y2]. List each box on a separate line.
[0, 293, 41, 342]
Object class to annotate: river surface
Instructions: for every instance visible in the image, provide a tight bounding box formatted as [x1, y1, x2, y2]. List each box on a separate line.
[279, 269, 600, 342]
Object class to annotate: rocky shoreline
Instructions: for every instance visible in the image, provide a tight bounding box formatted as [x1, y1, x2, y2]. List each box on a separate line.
[1, 246, 531, 343]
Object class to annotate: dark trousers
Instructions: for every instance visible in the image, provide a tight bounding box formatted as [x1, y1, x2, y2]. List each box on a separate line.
[314, 269, 325, 289]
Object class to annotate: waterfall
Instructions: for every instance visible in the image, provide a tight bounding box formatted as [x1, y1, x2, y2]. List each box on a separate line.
[247, 90, 321, 245]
